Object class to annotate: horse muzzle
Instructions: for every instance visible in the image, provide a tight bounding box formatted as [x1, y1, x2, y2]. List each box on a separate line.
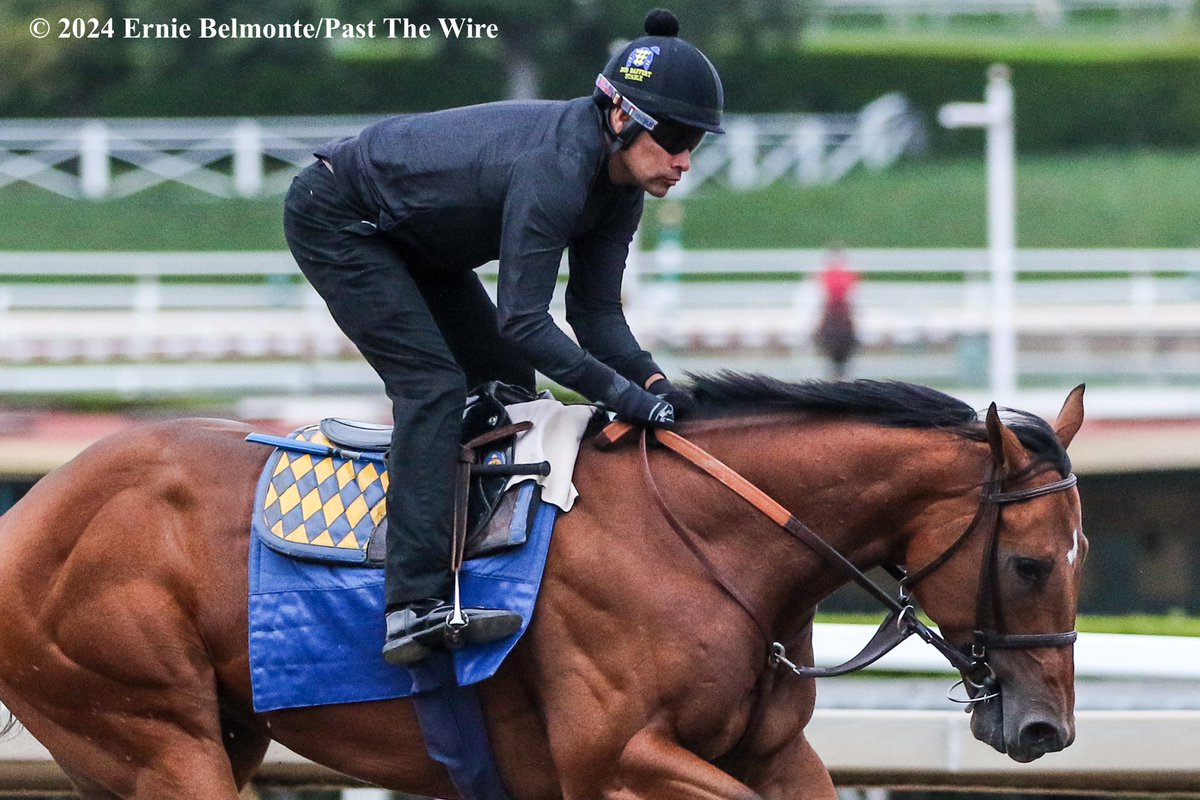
[969, 691, 1075, 762]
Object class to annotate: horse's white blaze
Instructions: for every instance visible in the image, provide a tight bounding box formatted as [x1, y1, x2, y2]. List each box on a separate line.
[1066, 527, 1081, 566]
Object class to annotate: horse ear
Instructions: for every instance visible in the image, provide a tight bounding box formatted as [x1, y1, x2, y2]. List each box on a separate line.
[1053, 384, 1085, 450]
[985, 402, 1029, 470]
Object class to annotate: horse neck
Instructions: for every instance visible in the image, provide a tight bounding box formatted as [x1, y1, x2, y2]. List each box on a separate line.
[676, 415, 984, 619]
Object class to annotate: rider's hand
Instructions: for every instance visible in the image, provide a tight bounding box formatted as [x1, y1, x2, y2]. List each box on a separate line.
[612, 383, 676, 428]
[647, 377, 696, 420]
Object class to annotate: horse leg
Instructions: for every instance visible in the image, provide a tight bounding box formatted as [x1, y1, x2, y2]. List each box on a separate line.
[599, 727, 837, 800]
[600, 727, 764, 800]
[0, 597, 251, 798]
[220, 707, 272, 790]
[737, 636, 837, 799]
[13, 701, 244, 800]
[742, 734, 837, 800]
[60, 771, 119, 800]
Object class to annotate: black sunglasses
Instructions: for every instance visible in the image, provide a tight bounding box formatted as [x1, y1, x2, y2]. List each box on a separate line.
[595, 74, 706, 156]
[647, 120, 706, 156]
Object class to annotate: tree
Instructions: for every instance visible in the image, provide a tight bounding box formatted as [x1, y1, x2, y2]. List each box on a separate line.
[1, 0, 134, 115]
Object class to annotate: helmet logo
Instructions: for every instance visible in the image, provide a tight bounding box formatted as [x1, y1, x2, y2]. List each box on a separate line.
[620, 45, 659, 82]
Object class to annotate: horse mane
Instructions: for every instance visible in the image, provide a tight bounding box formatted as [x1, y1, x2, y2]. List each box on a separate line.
[686, 372, 1071, 475]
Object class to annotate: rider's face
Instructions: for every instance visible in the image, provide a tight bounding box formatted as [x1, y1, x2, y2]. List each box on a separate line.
[607, 110, 692, 199]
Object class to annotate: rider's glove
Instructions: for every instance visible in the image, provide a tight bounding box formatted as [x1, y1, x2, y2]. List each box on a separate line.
[611, 382, 676, 428]
[646, 377, 697, 420]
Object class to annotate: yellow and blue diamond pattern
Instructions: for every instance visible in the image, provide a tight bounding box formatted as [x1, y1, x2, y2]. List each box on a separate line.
[256, 426, 388, 563]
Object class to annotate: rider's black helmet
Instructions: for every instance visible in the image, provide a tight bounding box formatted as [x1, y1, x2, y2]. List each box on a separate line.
[594, 9, 724, 151]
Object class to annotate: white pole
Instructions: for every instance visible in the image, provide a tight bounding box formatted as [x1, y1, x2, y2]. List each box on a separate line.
[937, 64, 1017, 400]
[728, 119, 758, 191]
[985, 65, 1017, 401]
[79, 120, 110, 199]
[233, 119, 264, 197]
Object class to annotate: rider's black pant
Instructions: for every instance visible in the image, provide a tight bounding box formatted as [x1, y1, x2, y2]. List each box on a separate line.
[283, 161, 535, 608]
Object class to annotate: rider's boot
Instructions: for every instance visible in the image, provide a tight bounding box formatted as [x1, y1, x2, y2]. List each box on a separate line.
[383, 600, 523, 666]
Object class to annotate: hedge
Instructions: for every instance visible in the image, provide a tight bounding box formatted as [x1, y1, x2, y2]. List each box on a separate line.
[718, 38, 1200, 152]
[8, 34, 1200, 153]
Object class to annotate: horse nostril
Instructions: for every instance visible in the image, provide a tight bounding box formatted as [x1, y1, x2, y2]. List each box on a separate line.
[1019, 720, 1065, 753]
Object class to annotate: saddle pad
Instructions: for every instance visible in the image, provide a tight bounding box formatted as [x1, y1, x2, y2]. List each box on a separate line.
[248, 493, 558, 712]
[254, 425, 387, 565]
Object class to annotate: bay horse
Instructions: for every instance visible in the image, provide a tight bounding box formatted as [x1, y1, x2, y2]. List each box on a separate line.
[0, 375, 1086, 799]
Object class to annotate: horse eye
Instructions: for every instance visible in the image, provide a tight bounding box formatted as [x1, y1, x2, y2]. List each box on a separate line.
[1012, 556, 1051, 586]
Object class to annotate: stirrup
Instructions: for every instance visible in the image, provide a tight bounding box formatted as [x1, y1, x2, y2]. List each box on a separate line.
[383, 606, 522, 666]
[420, 606, 524, 651]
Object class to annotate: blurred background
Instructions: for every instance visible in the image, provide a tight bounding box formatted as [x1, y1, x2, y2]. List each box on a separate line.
[1, 0, 1199, 797]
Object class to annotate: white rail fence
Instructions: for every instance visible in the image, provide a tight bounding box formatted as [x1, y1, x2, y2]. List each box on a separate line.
[4, 714, 1195, 796]
[675, 94, 923, 194]
[0, 99, 923, 200]
[0, 117, 369, 200]
[3, 710, 1197, 795]
[0, 249, 1198, 409]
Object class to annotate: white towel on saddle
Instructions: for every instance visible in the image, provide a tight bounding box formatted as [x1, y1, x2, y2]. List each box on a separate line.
[504, 399, 596, 512]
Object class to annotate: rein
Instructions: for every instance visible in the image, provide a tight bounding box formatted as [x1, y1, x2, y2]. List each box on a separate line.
[638, 427, 1078, 699]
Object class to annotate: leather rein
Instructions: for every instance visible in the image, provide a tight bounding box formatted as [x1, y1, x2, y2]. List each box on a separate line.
[638, 427, 1079, 701]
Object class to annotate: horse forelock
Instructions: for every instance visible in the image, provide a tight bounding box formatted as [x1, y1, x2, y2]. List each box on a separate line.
[684, 372, 1071, 475]
[995, 409, 1073, 476]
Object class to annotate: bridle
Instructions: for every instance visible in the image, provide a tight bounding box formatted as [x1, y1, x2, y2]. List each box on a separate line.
[638, 426, 1079, 704]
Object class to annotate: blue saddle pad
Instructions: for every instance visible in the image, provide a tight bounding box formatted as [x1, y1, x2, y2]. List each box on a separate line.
[248, 472, 557, 713]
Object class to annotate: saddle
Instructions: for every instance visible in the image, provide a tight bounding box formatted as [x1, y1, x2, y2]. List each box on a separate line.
[248, 382, 553, 566]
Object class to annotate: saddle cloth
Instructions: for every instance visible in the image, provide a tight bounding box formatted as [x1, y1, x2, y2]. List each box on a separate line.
[247, 398, 597, 712]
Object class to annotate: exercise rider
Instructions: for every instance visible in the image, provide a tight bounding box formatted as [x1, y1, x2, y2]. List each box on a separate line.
[283, 8, 724, 665]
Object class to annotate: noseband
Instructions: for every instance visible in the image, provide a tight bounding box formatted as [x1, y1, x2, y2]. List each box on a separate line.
[638, 427, 1079, 702]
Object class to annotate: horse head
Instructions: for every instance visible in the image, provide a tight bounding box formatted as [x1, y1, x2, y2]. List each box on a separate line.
[902, 385, 1087, 763]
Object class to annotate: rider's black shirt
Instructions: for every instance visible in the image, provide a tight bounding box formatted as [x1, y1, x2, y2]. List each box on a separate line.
[316, 97, 659, 401]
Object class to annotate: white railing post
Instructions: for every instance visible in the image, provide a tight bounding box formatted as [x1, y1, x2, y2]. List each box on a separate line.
[795, 117, 826, 185]
[860, 93, 908, 170]
[983, 65, 1017, 400]
[1034, 0, 1065, 26]
[727, 119, 759, 191]
[940, 65, 1018, 399]
[79, 120, 110, 199]
[233, 119, 264, 197]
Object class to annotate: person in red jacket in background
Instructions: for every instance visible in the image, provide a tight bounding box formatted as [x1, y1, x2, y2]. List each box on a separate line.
[814, 243, 859, 380]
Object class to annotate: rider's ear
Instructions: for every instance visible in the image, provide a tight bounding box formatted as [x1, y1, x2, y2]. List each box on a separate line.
[1052, 384, 1085, 450]
[985, 403, 1029, 471]
[609, 107, 630, 134]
